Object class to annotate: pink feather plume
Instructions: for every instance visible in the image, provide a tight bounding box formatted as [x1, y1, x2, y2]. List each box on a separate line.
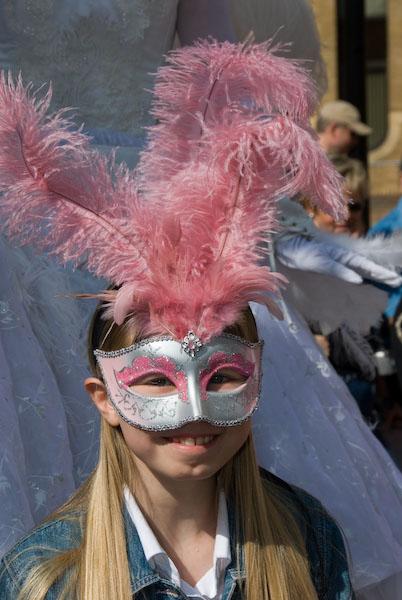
[140, 38, 347, 221]
[0, 39, 347, 342]
[0, 73, 150, 293]
[0, 71, 283, 338]
[120, 157, 286, 341]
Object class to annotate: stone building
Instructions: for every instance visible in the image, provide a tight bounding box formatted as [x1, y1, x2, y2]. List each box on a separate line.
[309, 0, 402, 224]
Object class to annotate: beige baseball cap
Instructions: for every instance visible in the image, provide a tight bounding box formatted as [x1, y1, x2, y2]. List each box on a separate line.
[319, 100, 372, 136]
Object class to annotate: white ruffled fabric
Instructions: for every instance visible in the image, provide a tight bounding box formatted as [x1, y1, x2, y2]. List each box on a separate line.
[0, 0, 179, 137]
[0, 238, 100, 555]
[252, 303, 402, 596]
[0, 0, 179, 556]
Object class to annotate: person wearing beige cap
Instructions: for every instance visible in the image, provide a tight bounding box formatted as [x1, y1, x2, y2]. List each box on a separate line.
[317, 100, 372, 154]
[316, 100, 372, 235]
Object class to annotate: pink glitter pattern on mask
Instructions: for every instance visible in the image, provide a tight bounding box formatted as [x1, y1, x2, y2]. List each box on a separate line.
[115, 356, 188, 402]
[199, 352, 255, 393]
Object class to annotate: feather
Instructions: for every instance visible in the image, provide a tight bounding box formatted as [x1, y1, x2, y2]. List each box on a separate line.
[104, 158, 287, 341]
[139, 39, 347, 221]
[149, 38, 318, 145]
[0, 71, 285, 337]
[0, 73, 149, 296]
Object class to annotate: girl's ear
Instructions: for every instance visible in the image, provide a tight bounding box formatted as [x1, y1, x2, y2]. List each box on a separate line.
[84, 377, 120, 426]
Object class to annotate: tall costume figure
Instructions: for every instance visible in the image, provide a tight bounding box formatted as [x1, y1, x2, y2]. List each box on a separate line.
[0, 0, 235, 556]
[0, 34, 401, 599]
[0, 40, 354, 599]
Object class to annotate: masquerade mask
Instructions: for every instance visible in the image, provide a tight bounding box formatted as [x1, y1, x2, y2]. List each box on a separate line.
[95, 334, 263, 431]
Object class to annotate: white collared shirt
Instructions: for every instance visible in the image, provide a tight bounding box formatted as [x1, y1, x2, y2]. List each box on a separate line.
[124, 487, 231, 600]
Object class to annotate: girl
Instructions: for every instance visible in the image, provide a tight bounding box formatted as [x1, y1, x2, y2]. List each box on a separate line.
[0, 40, 354, 598]
[0, 304, 353, 599]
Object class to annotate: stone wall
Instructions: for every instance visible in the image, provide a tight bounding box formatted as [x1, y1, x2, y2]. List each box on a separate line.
[369, 0, 402, 203]
[309, 0, 402, 222]
[308, 0, 338, 105]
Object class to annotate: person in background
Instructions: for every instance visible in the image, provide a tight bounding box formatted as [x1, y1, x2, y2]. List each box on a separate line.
[317, 100, 371, 234]
[310, 165, 368, 237]
[370, 159, 402, 242]
[369, 160, 402, 432]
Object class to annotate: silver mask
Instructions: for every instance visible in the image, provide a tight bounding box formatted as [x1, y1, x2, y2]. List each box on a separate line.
[94, 334, 263, 431]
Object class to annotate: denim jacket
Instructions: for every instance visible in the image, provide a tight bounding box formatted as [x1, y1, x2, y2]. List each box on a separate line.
[0, 472, 355, 599]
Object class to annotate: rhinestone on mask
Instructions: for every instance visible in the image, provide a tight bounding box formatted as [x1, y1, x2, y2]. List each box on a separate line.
[182, 331, 203, 358]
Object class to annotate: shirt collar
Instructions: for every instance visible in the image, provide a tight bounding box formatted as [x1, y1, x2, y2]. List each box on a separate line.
[124, 486, 164, 565]
[123, 487, 232, 597]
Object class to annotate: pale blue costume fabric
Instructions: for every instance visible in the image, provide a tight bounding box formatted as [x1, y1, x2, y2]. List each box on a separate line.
[0, 0, 179, 556]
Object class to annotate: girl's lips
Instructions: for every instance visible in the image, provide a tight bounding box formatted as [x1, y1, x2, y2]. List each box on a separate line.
[172, 435, 214, 446]
[162, 434, 218, 449]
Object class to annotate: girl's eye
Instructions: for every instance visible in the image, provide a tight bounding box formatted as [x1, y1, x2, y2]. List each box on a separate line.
[210, 373, 226, 385]
[207, 368, 247, 392]
[129, 374, 177, 397]
[148, 377, 173, 387]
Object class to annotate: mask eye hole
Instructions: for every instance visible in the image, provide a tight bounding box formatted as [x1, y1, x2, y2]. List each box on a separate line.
[207, 368, 248, 392]
[129, 374, 177, 397]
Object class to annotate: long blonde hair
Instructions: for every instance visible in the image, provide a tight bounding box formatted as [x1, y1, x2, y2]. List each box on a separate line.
[17, 309, 319, 599]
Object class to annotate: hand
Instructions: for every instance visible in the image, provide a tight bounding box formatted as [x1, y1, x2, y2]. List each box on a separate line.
[314, 334, 330, 357]
[276, 236, 402, 286]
